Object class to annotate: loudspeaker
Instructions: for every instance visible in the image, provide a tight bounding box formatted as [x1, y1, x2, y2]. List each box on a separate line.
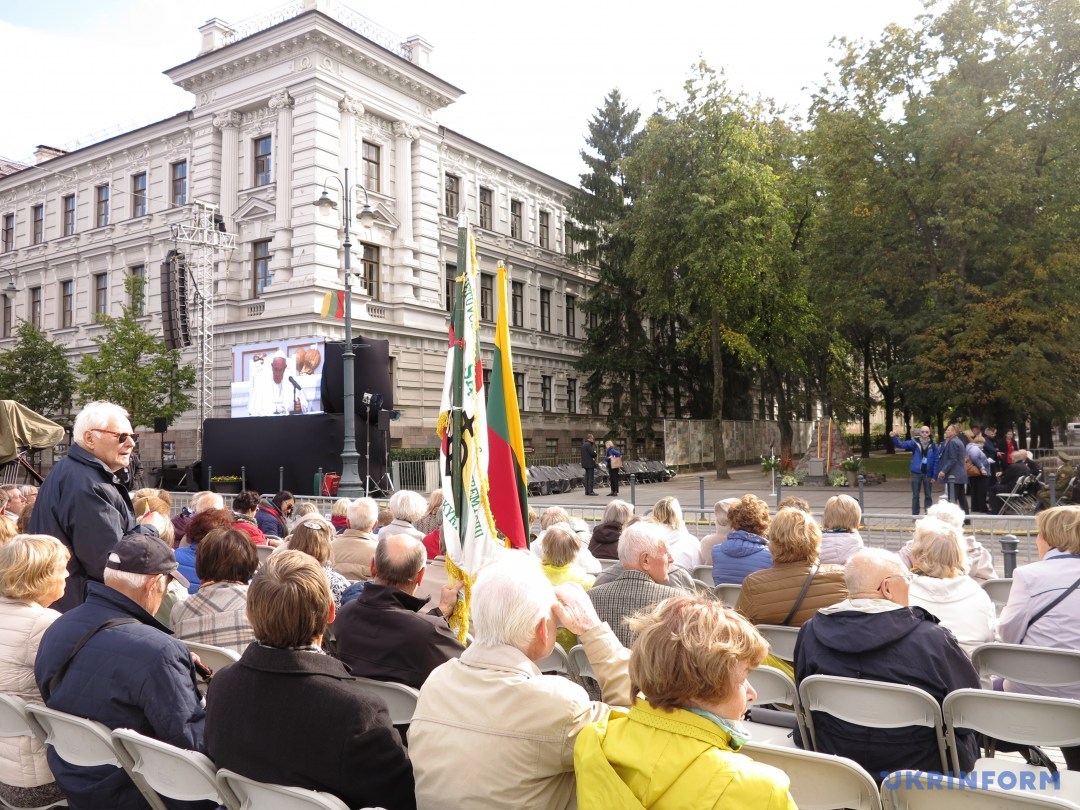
[320, 336, 394, 419]
[377, 410, 391, 430]
[153, 417, 168, 434]
[161, 250, 191, 351]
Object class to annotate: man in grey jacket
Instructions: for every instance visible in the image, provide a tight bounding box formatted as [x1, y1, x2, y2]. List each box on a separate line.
[936, 423, 970, 513]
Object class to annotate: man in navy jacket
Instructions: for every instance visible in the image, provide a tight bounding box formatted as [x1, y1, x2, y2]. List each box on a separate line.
[795, 548, 981, 778]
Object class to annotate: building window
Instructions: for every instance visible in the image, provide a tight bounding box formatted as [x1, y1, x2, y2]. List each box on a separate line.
[566, 294, 576, 338]
[545, 438, 558, 455]
[362, 141, 380, 193]
[361, 243, 380, 299]
[93, 273, 108, 317]
[589, 309, 598, 330]
[480, 272, 493, 322]
[482, 368, 491, 402]
[539, 288, 551, 333]
[95, 185, 110, 228]
[253, 240, 272, 296]
[444, 174, 459, 217]
[511, 280, 524, 327]
[479, 187, 492, 230]
[567, 378, 577, 414]
[171, 160, 188, 207]
[62, 194, 76, 236]
[1, 296, 10, 338]
[510, 199, 522, 239]
[29, 287, 41, 328]
[130, 265, 145, 316]
[539, 210, 550, 248]
[60, 280, 74, 328]
[31, 205, 43, 244]
[1, 214, 12, 252]
[514, 372, 525, 410]
[253, 135, 272, 186]
[541, 375, 552, 412]
[445, 263, 457, 313]
[132, 173, 147, 217]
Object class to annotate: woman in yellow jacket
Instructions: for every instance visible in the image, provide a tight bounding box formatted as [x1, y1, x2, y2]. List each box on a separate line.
[573, 594, 796, 809]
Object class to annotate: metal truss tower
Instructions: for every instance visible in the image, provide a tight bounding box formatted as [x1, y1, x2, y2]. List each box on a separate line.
[170, 200, 235, 449]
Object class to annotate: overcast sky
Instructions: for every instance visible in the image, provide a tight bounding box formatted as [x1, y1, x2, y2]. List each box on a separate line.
[0, 0, 926, 184]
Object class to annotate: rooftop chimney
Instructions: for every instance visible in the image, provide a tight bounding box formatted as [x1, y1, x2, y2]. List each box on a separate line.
[34, 145, 67, 165]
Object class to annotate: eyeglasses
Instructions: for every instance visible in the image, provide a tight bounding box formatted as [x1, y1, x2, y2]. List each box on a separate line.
[93, 429, 138, 444]
[882, 573, 914, 587]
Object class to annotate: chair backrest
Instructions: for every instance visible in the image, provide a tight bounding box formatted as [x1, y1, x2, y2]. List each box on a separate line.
[217, 768, 351, 810]
[714, 582, 742, 608]
[969, 642, 1080, 689]
[180, 639, 242, 675]
[112, 727, 232, 808]
[256, 544, 275, 564]
[881, 770, 1078, 809]
[798, 674, 949, 772]
[536, 644, 572, 676]
[598, 557, 619, 571]
[755, 624, 801, 663]
[567, 644, 596, 683]
[742, 741, 882, 810]
[351, 676, 420, 726]
[748, 664, 809, 747]
[0, 693, 36, 740]
[978, 579, 1013, 611]
[692, 564, 714, 585]
[941, 689, 1080, 774]
[23, 704, 168, 810]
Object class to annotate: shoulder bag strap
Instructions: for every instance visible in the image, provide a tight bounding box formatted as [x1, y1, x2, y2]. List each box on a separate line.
[781, 562, 820, 627]
[1020, 574, 1080, 643]
[45, 617, 139, 699]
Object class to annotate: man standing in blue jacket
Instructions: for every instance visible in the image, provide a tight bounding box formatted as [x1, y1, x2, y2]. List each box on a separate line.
[29, 401, 166, 611]
[890, 426, 939, 515]
[35, 533, 208, 810]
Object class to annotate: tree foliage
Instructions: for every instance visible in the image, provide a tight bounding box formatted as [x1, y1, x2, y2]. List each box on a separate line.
[75, 275, 196, 429]
[0, 320, 75, 419]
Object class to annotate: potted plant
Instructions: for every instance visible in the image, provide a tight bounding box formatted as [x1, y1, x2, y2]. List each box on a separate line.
[760, 454, 781, 475]
[840, 456, 862, 486]
[210, 474, 242, 494]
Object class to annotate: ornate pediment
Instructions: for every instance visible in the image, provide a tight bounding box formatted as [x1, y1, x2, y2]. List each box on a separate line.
[233, 196, 276, 221]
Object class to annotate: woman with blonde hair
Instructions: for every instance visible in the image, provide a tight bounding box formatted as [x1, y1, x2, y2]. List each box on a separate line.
[0, 535, 70, 808]
[289, 518, 350, 607]
[711, 494, 772, 585]
[574, 594, 796, 809]
[650, 497, 702, 570]
[820, 494, 865, 564]
[906, 516, 995, 656]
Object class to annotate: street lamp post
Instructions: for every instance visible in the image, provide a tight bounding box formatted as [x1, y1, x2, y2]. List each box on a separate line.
[313, 168, 374, 498]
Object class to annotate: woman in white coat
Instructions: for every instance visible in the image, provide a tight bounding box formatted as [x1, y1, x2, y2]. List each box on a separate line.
[0, 534, 70, 808]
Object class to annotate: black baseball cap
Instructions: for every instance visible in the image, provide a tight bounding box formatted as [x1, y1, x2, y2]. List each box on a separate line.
[106, 532, 190, 590]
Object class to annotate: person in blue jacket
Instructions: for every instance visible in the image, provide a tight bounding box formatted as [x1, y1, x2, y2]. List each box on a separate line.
[890, 425, 939, 515]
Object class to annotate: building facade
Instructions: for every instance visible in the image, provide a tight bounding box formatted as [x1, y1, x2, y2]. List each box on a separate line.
[0, 0, 604, 468]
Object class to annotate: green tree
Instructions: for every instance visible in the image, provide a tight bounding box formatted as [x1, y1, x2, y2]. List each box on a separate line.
[0, 320, 75, 419]
[75, 275, 196, 429]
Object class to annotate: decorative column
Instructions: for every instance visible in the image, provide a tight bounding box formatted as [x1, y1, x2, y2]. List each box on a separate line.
[392, 121, 418, 246]
[268, 90, 295, 226]
[212, 111, 241, 229]
[338, 94, 365, 173]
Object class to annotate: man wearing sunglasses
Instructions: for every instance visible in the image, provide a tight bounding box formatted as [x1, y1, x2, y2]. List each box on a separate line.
[29, 401, 167, 612]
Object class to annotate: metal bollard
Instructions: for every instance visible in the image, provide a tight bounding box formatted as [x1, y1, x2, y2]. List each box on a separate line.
[241, 466, 247, 491]
[699, 476, 705, 510]
[279, 466, 285, 492]
[1049, 471, 1058, 507]
[1000, 534, 1019, 578]
[946, 475, 956, 504]
[857, 474, 866, 511]
[206, 465, 212, 490]
[776, 474, 783, 507]
[629, 474, 637, 507]
[314, 467, 324, 497]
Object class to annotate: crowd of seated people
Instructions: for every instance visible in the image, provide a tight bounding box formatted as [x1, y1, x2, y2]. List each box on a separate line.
[4, 407, 1080, 810]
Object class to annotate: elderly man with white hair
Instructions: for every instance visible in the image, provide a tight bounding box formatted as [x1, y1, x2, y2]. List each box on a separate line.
[385, 489, 427, 540]
[409, 553, 631, 810]
[29, 401, 168, 611]
[331, 497, 379, 580]
[794, 547, 981, 778]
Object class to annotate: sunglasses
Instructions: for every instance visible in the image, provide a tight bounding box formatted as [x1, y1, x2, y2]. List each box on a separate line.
[94, 429, 138, 444]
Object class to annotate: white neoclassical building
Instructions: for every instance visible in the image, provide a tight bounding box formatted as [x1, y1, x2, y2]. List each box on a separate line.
[0, 0, 602, 466]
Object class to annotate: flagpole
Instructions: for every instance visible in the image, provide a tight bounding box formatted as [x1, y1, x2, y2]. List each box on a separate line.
[450, 211, 469, 534]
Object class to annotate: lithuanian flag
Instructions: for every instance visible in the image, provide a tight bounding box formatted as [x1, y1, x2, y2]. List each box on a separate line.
[487, 261, 529, 549]
[320, 290, 345, 319]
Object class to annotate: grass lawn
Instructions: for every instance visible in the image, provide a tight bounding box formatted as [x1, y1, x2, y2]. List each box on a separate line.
[859, 454, 912, 480]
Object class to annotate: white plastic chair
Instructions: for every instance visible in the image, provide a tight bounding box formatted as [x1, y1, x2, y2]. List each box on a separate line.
[217, 768, 351, 810]
[969, 642, 1080, 689]
[536, 644, 573, 676]
[881, 770, 1079, 809]
[111, 727, 235, 809]
[942, 689, 1080, 803]
[746, 664, 808, 747]
[256, 544, 275, 565]
[798, 675, 949, 773]
[598, 557, 619, 571]
[755, 624, 801, 663]
[693, 564, 714, 585]
[180, 639, 241, 695]
[979, 578, 1013, 613]
[568, 644, 596, 685]
[714, 582, 742, 608]
[742, 741, 882, 810]
[0, 695, 67, 809]
[23, 704, 167, 810]
[351, 676, 420, 726]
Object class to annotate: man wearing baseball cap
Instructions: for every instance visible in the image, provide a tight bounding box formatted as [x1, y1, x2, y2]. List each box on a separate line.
[35, 533, 210, 810]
